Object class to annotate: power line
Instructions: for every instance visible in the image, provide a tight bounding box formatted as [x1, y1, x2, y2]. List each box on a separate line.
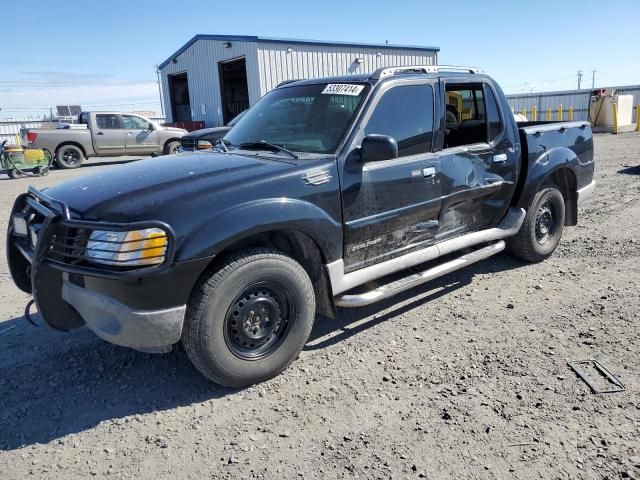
[502, 74, 577, 91]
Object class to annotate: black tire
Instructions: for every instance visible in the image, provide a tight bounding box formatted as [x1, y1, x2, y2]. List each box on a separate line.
[55, 145, 84, 169]
[507, 187, 565, 263]
[8, 169, 22, 179]
[163, 141, 181, 155]
[182, 248, 316, 387]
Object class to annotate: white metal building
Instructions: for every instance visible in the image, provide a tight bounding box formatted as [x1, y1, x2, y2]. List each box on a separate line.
[158, 35, 439, 127]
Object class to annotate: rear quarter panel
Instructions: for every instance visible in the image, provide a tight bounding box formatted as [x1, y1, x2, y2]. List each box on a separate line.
[514, 122, 594, 208]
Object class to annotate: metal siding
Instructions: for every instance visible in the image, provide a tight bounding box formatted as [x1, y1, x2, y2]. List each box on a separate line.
[160, 39, 437, 126]
[255, 42, 437, 95]
[159, 39, 260, 127]
[507, 85, 640, 122]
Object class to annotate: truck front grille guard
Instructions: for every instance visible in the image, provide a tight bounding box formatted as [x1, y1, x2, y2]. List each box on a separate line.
[14, 186, 177, 280]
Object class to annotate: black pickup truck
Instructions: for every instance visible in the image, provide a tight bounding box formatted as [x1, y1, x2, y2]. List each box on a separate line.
[7, 65, 595, 387]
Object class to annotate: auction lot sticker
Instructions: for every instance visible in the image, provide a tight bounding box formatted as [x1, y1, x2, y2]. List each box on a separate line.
[322, 84, 365, 96]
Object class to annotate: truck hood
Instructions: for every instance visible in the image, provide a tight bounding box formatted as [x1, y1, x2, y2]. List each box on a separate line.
[181, 127, 231, 140]
[43, 152, 292, 221]
[161, 126, 188, 134]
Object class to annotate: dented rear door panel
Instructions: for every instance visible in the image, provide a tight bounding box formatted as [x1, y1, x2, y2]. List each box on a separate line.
[433, 78, 520, 240]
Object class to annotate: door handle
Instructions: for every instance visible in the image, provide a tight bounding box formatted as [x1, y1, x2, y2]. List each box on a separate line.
[127, 132, 133, 136]
[492, 153, 507, 163]
[422, 167, 436, 178]
[96, 131, 104, 135]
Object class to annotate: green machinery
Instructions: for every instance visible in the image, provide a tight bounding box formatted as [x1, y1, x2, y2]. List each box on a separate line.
[1, 141, 52, 179]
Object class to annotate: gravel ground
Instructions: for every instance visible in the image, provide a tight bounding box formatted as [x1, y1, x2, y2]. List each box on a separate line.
[1, 136, 639, 479]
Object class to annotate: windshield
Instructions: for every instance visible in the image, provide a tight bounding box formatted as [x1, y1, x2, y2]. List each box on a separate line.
[224, 83, 369, 154]
[227, 109, 247, 127]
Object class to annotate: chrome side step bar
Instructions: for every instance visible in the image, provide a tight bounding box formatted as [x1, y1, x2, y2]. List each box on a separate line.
[327, 207, 525, 296]
[334, 240, 506, 308]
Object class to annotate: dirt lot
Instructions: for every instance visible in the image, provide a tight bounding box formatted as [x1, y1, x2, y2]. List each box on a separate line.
[1, 136, 639, 479]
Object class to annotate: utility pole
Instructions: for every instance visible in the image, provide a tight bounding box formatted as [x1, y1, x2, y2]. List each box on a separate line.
[591, 70, 596, 89]
[577, 70, 583, 90]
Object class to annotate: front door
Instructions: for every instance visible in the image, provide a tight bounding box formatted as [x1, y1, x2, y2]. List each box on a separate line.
[434, 80, 518, 239]
[123, 115, 159, 154]
[93, 113, 126, 155]
[341, 82, 442, 271]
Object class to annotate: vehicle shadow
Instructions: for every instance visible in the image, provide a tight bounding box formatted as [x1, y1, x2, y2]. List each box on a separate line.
[306, 252, 525, 350]
[618, 165, 640, 176]
[0, 253, 525, 451]
[0, 316, 232, 451]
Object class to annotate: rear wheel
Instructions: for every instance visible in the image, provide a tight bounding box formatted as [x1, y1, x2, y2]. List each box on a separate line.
[8, 169, 23, 179]
[507, 187, 565, 262]
[55, 145, 84, 169]
[163, 141, 181, 155]
[182, 248, 316, 387]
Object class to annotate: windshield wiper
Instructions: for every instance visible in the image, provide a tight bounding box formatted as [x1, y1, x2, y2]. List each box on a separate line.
[238, 140, 299, 159]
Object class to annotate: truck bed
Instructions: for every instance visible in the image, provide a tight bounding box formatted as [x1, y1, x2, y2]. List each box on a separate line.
[518, 120, 593, 165]
[514, 120, 594, 215]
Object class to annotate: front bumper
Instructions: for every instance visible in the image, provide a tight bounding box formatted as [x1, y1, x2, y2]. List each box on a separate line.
[62, 279, 185, 352]
[7, 187, 205, 352]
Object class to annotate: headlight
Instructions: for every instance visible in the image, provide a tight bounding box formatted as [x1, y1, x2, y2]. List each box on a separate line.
[85, 228, 168, 267]
[197, 140, 213, 149]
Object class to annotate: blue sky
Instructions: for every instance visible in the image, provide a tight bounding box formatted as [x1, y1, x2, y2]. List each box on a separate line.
[1, 0, 639, 118]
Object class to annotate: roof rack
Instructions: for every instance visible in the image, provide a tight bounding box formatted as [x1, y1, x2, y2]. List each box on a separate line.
[370, 65, 483, 80]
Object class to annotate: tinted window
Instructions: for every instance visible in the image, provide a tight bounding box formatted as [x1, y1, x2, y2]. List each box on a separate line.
[122, 115, 150, 130]
[485, 86, 503, 141]
[365, 85, 434, 157]
[96, 114, 121, 129]
[444, 84, 487, 148]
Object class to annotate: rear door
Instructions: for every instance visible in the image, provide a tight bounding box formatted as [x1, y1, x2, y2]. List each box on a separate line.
[92, 114, 126, 155]
[433, 79, 518, 239]
[341, 80, 442, 271]
[123, 115, 159, 154]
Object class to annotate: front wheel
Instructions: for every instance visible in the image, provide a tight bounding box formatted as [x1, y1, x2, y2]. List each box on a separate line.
[163, 141, 181, 155]
[507, 187, 565, 263]
[182, 248, 316, 387]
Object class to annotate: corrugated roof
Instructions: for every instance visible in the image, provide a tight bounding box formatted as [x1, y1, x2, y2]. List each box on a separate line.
[158, 34, 440, 70]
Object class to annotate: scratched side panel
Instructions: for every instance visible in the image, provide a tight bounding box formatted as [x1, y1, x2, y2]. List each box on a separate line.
[341, 156, 442, 272]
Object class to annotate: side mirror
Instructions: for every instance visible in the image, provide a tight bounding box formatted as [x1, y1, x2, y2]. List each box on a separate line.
[360, 134, 398, 162]
[147, 123, 156, 131]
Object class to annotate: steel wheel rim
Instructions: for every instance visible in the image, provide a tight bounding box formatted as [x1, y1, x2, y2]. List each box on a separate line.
[535, 200, 556, 245]
[63, 149, 80, 165]
[223, 281, 293, 360]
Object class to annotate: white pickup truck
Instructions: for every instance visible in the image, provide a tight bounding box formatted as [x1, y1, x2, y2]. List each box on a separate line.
[21, 112, 187, 168]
